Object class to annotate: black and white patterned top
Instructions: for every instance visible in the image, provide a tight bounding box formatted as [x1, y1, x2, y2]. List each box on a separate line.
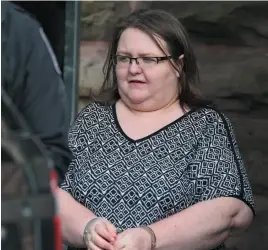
[61, 102, 255, 250]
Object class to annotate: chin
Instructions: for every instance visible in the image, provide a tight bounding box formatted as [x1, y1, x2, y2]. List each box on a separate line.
[119, 88, 149, 105]
[128, 97, 147, 105]
[128, 90, 148, 101]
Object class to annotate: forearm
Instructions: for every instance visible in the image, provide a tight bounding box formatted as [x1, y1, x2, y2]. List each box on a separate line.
[149, 197, 251, 250]
[56, 188, 96, 247]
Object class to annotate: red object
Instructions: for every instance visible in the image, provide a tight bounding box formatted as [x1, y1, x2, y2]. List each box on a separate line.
[50, 169, 63, 250]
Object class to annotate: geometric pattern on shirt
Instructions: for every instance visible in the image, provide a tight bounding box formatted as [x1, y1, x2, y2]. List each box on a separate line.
[61, 102, 255, 250]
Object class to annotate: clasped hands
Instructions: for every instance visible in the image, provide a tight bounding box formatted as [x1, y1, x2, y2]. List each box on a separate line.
[84, 217, 152, 250]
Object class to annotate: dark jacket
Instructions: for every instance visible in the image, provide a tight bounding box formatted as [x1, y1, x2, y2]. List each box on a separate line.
[1, 2, 72, 184]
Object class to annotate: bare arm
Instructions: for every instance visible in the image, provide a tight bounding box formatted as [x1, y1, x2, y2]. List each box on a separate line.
[56, 188, 96, 247]
[149, 197, 253, 250]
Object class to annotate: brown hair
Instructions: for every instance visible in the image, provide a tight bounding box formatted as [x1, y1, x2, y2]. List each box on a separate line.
[91, 9, 208, 108]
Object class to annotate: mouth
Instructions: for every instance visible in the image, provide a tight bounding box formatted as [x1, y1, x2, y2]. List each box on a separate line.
[128, 80, 146, 84]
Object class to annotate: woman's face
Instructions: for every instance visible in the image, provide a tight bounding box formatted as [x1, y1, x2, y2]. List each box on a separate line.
[115, 28, 180, 111]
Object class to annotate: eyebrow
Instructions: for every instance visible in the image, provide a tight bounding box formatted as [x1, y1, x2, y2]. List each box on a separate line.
[116, 51, 161, 57]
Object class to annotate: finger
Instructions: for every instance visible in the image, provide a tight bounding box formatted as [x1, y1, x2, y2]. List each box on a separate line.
[113, 235, 126, 250]
[96, 223, 116, 242]
[92, 232, 115, 250]
[113, 239, 121, 250]
[114, 242, 126, 250]
[87, 240, 103, 250]
[104, 221, 117, 237]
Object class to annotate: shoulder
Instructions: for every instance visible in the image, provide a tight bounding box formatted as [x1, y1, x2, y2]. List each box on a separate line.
[74, 102, 111, 120]
[2, 2, 42, 93]
[2, 2, 40, 31]
[69, 102, 112, 131]
[189, 105, 235, 137]
[2, 2, 42, 59]
[68, 102, 112, 153]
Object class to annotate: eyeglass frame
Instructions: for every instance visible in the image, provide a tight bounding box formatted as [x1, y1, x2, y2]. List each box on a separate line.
[112, 55, 174, 67]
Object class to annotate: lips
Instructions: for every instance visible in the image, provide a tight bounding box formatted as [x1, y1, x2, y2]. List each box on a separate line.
[129, 80, 146, 84]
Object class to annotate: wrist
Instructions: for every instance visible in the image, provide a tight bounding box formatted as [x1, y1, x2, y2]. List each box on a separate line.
[140, 226, 156, 250]
[83, 217, 99, 247]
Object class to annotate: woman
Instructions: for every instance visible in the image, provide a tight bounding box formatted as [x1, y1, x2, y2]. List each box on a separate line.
[60, 9, 255, 250]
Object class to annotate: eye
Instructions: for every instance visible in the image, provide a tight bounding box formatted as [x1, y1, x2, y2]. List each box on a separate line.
[117, 55, 129, 63]
[141, 57, 157, 64]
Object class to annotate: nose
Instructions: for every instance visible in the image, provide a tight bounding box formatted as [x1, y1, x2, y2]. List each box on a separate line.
[128, 60, 142, 74]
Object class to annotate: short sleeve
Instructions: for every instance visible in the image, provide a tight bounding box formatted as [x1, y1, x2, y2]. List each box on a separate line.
[191, 109, 255, 215]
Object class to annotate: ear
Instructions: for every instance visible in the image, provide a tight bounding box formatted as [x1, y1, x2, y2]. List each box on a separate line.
[175, 54, 184, 77]
[178, 54, 184, 69]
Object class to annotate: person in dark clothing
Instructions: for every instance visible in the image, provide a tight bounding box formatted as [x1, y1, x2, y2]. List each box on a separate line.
[1, 1, 72, 183]
[2, 4, 100, 249]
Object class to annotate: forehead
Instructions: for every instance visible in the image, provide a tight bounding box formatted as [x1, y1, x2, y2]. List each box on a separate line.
[117, 28, 168, 55]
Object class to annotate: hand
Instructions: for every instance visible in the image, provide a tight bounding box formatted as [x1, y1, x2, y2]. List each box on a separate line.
[114, 227, 152, 250]
[84, 217, 117, 250]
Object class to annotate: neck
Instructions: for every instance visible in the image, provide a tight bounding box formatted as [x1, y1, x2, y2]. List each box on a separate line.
[118, 97, 183, 117]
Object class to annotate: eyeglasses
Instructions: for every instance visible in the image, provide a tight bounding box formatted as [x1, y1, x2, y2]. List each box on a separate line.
[113, 55, 173, 68]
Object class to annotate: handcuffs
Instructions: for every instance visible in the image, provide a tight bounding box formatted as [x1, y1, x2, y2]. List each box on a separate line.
[83, 218, 156, 250]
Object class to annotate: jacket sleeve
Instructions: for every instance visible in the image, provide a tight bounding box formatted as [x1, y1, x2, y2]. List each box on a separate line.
[19, 20, 72, 184]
